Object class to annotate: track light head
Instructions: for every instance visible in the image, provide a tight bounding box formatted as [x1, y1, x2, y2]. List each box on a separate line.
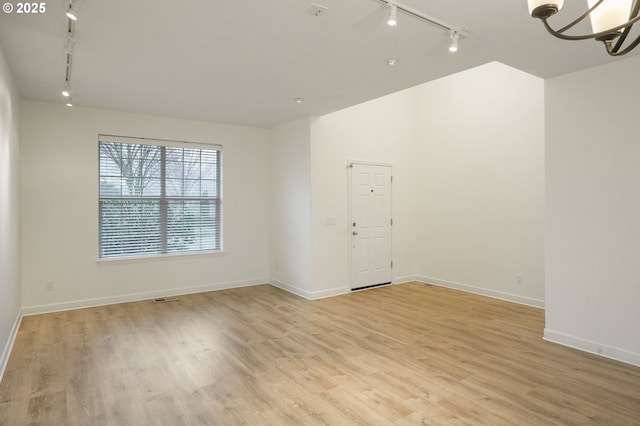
[62, 80, 71, 97]
[387, 3, 398, 27]
[449, 29, 460, 52]
[66, 2, 78, 20]
[64, 35, 76, 55]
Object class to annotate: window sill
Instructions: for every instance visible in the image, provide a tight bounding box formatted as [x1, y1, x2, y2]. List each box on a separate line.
[96, 250, 225, 265]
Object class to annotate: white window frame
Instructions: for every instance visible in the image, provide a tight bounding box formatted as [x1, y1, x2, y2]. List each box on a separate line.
[98, 134, 223, 260]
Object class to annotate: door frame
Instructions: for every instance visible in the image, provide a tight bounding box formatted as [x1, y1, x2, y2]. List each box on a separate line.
[347, 160, 393, 291]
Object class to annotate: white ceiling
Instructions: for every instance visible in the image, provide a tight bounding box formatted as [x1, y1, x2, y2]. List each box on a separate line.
[0, 0, 635, 128]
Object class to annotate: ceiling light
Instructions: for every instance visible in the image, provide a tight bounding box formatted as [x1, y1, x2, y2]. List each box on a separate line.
[62, 84, 70, 97]
[528, 0, 640, 56]
[387, 58, 397, 65]
[387, 2, 398, 26]
[448, 30, 460, 52]
[66, 99, 73, 107]
[294, 97, 304, 104]
[373, 0, 469, 52]
[66, 2, 78, 20]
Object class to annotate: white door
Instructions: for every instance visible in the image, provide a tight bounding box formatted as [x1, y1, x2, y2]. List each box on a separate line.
[350, 163, 392, 290]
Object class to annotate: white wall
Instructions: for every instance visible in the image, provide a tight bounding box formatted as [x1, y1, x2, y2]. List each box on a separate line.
[413, 62, 546, 307]
[545, 55, 640, 366]
[269, 118, 312, 297]
[310, 89, 417, 296]
[303, 62, 544, 306]
[0, 46, 21, 375]
[20, 101, 270, 312]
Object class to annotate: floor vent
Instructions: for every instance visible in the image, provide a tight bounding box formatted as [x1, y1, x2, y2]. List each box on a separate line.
[152, 296, 179, 303]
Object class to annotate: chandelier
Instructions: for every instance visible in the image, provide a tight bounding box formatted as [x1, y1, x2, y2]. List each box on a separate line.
[528, 0, 640, 56]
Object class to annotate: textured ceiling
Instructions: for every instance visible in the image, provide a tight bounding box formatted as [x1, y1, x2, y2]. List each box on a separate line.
[0, 0, 636, 128]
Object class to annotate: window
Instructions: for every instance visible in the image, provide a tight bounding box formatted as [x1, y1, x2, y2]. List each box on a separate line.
[98, 135, 221, 259]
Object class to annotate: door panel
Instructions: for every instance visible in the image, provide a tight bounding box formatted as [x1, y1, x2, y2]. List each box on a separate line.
[350, 163, 392, 290]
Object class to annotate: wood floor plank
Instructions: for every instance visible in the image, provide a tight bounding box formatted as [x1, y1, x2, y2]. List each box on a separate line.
[1, 282, 640, 425]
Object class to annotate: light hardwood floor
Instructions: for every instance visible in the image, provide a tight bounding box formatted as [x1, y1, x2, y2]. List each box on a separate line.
[1, 283, 639, 425]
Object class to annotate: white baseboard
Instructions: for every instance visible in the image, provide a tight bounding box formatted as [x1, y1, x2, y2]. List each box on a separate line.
[270, 275, 419, 300]
[268, 279, 349, 300]
[0, 310, 23, 383]
[311, 286, 350, 299]
[393, 275, 419, 285]
[269, 279, 312, 299]
[21, 278, 267, 316]
[415, 275, 545, 309]
[544, 328, 640, 368]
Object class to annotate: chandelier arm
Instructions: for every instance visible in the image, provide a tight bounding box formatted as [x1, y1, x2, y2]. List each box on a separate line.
[612, 24, 632, 51]
[554, 0, 604, 34]
[543, 14, 640, 41]
[612, 0, 640, 51]
[608, 33, 640, 56]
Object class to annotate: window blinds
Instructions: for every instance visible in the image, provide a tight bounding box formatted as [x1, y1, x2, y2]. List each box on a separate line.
[98, 135, 221, 259]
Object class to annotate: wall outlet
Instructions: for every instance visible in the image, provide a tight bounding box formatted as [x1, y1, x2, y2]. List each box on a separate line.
[46, 281, 54, 291]
[516, 274, 523, 285]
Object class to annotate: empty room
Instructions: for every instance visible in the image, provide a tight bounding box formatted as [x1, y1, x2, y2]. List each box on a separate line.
[1, 0, 640, 424]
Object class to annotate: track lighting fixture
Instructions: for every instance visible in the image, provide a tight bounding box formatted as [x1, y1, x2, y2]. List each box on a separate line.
[66, 1, 78, 21]
[375, 1, 468, 53]
[449, 30, 460, 52]
[62, 3, 78, 107]
[387, 2, 398, 27]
